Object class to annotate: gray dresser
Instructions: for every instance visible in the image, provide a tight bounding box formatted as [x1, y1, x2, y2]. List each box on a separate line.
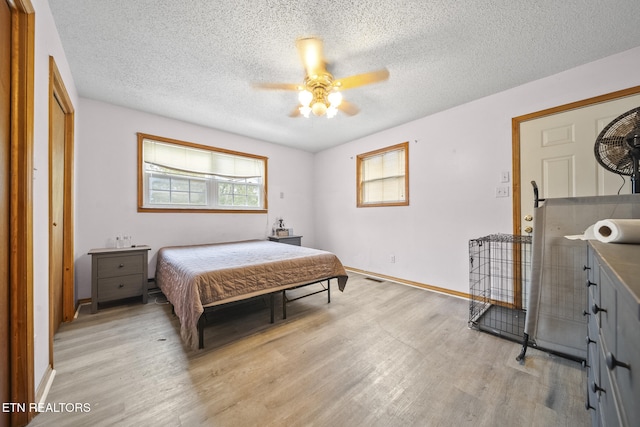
[88, 245, 151, 313]
[585, 241, 639, 426]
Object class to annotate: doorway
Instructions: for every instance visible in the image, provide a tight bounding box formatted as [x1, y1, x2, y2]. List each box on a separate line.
[48, 56, 75, 367]
[512, 85, 640, 235]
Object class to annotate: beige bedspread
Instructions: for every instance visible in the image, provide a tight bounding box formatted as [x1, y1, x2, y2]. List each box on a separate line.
[156, 240, 348, 349]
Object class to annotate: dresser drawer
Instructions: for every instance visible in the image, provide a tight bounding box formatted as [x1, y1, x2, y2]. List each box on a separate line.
[611, 295, 640, 426]
[97, 274, 144, 301]
[595, 345, 623, 427]
[586, 333, 600, 417]
[97, 254, 144, 278]
[586, 254, 600, 309]
[597, 267, 616, 353]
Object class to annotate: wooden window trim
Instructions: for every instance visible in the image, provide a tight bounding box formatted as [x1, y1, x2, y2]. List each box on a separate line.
[356, 141, 409, 208]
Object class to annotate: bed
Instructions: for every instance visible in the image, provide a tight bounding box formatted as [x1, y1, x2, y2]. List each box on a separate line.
[155, 240, 348, 349]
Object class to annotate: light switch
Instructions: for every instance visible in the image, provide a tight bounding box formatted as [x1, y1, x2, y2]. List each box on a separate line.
[496, 186, 510, 197]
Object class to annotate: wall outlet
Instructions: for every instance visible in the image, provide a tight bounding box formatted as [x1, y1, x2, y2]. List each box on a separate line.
[495, 186, 510, 198]
[390, 254, 396, 263]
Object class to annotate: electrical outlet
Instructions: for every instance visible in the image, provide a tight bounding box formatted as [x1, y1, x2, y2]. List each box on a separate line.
[390, 254, 396, 263]
[495, 186, 510, 198]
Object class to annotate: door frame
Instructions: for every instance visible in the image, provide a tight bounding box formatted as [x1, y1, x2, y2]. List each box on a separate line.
[8, 0, 35, 425]
[511, 85, 640, 236]
[48, 56, 75, 366]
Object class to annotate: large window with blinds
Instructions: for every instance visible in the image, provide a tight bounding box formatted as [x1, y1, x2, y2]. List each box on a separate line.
[356, 142, 409, 207]
[138, 133, 268, 213]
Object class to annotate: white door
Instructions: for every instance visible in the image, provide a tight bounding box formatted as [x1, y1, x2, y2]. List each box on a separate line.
[520, 93, 640, 229]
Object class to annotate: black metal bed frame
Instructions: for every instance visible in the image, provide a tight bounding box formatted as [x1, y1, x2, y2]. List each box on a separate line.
[196, 277, 334, 349]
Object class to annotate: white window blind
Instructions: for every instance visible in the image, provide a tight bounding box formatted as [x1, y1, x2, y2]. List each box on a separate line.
[143, 140, 264, 178]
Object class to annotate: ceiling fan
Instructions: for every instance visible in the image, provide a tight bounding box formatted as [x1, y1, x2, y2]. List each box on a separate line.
[253, 37, 389, 118]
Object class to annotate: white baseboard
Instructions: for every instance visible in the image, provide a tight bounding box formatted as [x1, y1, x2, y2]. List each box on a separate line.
[35, 365, 56, 404]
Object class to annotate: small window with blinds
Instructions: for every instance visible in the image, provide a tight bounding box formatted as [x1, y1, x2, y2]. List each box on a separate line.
[357, 142, 409, 207]
[138, 133, 268, 213]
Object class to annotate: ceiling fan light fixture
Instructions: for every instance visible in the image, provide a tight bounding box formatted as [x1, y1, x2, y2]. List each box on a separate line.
[326, 106, 338, 118]
[299, 105, 311, 118]
[298, 90, 313, 106]
[311, 101, 327, 116]
[328, 91, 342, 107]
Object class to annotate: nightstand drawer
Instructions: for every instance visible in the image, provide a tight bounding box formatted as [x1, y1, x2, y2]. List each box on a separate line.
[97, 254, 144, 278]
[97, 274, 144, 301]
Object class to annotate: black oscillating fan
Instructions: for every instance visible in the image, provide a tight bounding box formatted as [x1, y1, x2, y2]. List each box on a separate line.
[594, 106, 640, 193]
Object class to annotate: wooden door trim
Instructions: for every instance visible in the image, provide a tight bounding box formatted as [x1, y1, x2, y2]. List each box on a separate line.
[512, 85, 640, 236]
[48, 56, 75, 367]
[8, 0, 35, 425]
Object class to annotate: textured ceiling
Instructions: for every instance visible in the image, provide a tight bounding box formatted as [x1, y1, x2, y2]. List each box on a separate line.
[49, 0, 640, 152]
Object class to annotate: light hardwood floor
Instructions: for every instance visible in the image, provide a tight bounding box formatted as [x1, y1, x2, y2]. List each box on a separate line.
[28, 273, 589, 426]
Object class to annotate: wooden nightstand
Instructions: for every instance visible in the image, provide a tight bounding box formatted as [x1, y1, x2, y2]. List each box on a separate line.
[88, 245, 151, 313]
[268, 235, 302, 246]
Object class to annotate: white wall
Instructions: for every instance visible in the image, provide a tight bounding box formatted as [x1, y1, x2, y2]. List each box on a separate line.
[31, 0, 80, 392]
[75, 99, 315, 300]
[314, 46, 640, 296]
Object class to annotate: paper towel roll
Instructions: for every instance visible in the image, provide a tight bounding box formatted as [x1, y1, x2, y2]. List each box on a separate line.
[594, 219, 640, 243]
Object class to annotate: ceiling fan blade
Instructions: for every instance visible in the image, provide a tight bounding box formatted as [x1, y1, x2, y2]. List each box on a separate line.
[333, 68, 389, 90]
[289, 106, 302, 118]
[338, 99, 359, 116]
[296, 37, 325, 76]
[252, 82, 301, 91]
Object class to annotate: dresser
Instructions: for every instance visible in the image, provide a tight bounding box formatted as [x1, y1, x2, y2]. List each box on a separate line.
[585, 241, 640, 427]
[88, 245, 151, 313]
[268, 235, 302, 246]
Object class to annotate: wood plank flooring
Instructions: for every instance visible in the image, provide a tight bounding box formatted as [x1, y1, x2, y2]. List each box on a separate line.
[28, 273, 589, 426]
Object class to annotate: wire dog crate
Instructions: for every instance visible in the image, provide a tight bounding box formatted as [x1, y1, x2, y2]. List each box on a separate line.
[468, 234, 532, 342]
